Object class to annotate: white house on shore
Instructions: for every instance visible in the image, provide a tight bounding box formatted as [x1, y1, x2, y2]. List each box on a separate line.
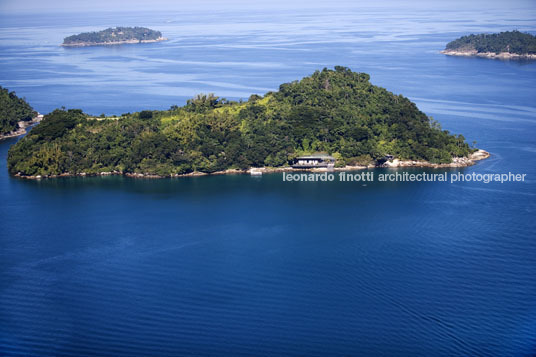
[292, 154, 336, 169]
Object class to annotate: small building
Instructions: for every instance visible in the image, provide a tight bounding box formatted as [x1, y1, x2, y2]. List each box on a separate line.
[292, 154, 336, 169]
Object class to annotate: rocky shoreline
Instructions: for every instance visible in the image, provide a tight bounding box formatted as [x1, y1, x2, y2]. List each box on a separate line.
[61, 37, 167, 47]
[441, 49, 536, 60]
[13, 150, 490, 180]
[0, 114, 43, 140]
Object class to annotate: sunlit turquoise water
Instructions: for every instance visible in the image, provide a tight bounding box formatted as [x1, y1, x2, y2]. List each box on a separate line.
[1, 7, 536, 356]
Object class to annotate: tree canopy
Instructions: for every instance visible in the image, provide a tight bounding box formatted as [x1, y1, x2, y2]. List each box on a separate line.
[445, 31, 536, 54]
[8, 67, 474, 177]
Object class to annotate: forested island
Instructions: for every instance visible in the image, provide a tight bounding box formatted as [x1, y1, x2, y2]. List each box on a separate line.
[62, 27, 166, 46]
[8, 67, 483, 178]
[0, 87, 39, 139]
[442, 30, 536, 59]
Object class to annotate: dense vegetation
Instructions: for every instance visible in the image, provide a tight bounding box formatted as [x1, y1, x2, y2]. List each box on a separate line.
[63, 27, 163, 45]
[445, 30, 536, 54]
[0, 87, 36, 135]
[8, 67, 474, 177]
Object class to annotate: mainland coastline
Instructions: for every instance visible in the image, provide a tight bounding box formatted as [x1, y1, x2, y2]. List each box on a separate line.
[0, 114, 43, 140]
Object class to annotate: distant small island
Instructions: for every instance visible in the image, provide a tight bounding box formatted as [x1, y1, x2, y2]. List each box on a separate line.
[441, 30, 536, 59]
[62, 27, 167, 47]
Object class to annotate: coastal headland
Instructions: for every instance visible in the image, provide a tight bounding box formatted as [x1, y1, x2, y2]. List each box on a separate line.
[0, 114, 43, 140]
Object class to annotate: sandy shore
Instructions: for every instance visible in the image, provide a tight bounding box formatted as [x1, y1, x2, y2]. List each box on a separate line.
[61, 37, 168, 47]
[441, 49, 536, 60]
[0, 114, 43, 140]
[13, 150, 490, 180]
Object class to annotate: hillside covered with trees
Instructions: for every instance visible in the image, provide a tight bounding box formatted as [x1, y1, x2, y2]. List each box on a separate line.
[0, 87, 37, 136]
[62, 27, 164, 46]
[445, 30, 536, 55]
[8, 67, 474, 177]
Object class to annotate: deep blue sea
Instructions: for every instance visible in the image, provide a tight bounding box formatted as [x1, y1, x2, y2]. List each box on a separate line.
[1, 5, 536, 356]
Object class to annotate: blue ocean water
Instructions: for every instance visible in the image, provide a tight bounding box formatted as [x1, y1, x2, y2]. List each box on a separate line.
[1, 5, 536, 356]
